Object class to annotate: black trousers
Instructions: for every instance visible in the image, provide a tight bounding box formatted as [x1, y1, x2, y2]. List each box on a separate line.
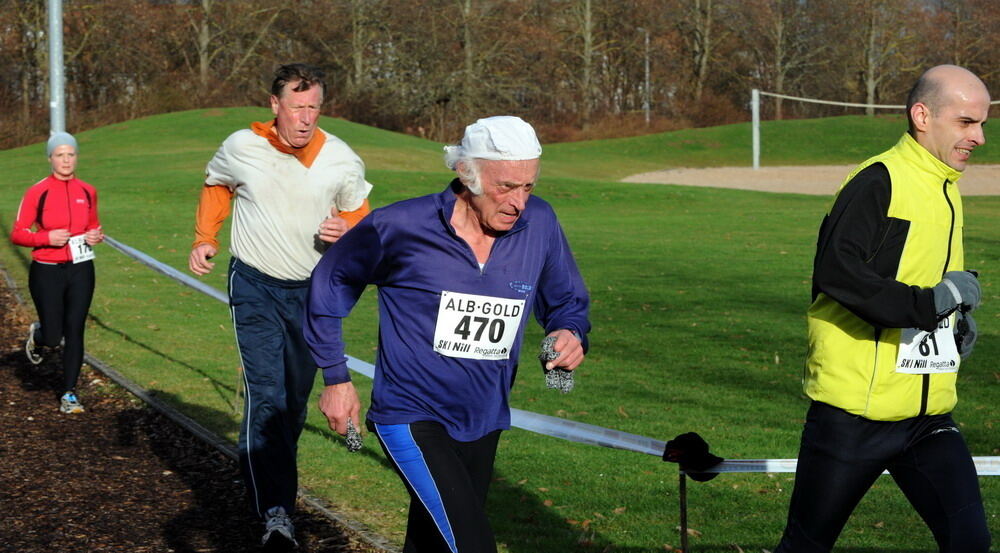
[370, 420, 501, 553]
[28, 260, 95, 392]
[775, 401, 990, 553]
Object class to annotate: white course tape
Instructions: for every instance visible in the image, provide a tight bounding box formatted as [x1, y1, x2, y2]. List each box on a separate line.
[104, 237, 229, 304]
[759, 91, 1000, 109]
[511, 409, 667, 456]
[105, 236, 1000, 476]
[702, 457, 1000, 476]
[758, 90, 904, 109]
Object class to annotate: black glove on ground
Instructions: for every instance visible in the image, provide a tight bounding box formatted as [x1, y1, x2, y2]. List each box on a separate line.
[662, 432, 724, 482]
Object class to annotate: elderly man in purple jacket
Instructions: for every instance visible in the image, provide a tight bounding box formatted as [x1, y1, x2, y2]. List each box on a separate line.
[305, 115, 590, 553]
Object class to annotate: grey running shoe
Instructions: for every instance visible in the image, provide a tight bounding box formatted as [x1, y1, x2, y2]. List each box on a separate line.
[25, 322, 42, 365]
[262, 506, 297, 548]
[60, 392, 85, 414]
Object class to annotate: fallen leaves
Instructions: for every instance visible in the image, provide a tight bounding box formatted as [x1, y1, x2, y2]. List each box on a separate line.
[675, 525, 702, 537]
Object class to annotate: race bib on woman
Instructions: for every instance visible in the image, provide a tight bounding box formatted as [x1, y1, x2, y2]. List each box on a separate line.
[68, 234, 95, 264]
[895, 314, 959, 374]
[433, 291, 525, 360]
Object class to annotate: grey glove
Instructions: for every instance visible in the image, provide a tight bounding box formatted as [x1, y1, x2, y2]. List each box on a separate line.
[345, 419, 363, 452]
[954, 310, 978, 359]
[539, 335, 574, 393]
[933, 270, 981, 316]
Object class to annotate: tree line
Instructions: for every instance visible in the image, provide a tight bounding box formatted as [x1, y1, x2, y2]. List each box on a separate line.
[2, 0, 998, 150]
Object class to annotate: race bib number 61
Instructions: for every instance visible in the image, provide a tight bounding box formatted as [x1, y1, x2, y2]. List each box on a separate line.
[433, 291, 525, 360]
[895, 314, 959, 374]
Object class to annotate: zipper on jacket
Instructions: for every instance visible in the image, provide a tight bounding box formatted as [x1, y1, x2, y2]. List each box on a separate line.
[920, 178, 956, 416]
[866, 327, 882, 417]
[942, 178, 955, 276]
[65, 180, 73, 235]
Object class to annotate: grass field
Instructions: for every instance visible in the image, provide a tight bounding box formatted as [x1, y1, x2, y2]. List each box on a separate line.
[1, 110, 998, 552]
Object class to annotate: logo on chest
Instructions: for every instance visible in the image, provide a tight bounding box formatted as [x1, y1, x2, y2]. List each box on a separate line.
[509, 281, 533, 295]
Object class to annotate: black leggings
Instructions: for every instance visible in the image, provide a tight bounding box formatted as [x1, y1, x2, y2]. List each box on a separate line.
[369, 420, 500, 553]
[775, 401, 990, 553]
[28, 260, 95, 392]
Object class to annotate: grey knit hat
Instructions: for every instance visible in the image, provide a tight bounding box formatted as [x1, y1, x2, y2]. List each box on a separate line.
[46, 132, 78, 157]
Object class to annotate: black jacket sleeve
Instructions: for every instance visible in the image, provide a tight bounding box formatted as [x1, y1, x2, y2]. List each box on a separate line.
[811, 163, 939, 331]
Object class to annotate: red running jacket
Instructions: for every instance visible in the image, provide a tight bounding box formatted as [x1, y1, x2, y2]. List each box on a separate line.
[11, 175, 100, 263]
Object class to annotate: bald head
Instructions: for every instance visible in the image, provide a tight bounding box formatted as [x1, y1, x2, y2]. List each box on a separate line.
[907, 65, 989, 132]
[907, 65, 990, 171]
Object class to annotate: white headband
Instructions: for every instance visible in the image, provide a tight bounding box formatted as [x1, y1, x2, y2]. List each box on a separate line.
[444, 115, 542, 169]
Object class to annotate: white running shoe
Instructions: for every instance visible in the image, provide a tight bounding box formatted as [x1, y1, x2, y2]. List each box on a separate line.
[59, 392, 85, 414]
[25, 322, 42, 365]
[262, 506, 298, 548]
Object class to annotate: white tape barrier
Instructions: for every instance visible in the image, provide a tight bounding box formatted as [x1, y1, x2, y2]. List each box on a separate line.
[703, 457, 1000, 476]
[104, 237, 228, 304]
[104, 236, 377, 378]
[758, 90, 1000, 109]
[759, 90, 904, 110]
[750, 89, 1000, 169]
[104, 236, 1000, 476]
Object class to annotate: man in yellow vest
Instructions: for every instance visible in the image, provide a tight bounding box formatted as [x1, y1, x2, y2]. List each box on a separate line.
[775, 65, 991, 552]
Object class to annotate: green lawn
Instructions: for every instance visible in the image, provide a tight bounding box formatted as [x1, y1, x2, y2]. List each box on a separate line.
[1, 110, 997, 552]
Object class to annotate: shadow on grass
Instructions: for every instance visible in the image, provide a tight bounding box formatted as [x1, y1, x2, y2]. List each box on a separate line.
[304, 418, 620, 552]
[87, 312, 238, 410]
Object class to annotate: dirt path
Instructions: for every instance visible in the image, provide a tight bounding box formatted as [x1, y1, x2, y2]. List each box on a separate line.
[622, 164, 1000, 195]
[0, 273, 382, 553]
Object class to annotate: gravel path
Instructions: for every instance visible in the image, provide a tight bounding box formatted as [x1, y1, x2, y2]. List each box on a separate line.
[0, 272, 383, 553]
[622, 164, 1000, 195]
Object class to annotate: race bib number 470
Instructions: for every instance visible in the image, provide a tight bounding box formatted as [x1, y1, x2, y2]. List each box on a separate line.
[433, 291, 525, 360]
[895, 314, 959, 374]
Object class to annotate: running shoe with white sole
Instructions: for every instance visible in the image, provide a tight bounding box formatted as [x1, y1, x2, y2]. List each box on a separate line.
[25, 322, 42, 365]
[262, 506, 298, 548]
[60, 392, 85, 414]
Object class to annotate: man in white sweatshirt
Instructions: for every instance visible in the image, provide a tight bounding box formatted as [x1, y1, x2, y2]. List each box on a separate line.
[188, 63, 371, 548]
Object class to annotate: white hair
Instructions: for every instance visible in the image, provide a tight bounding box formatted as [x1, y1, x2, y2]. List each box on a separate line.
[444, 146, 543, 197]
[444, 147, 484, 195]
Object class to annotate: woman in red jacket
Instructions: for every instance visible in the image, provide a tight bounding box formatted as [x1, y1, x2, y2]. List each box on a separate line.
[11, 132, 104, 413]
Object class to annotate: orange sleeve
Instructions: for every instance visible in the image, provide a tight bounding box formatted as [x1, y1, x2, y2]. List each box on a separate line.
[193, 184, 233, 249]
[338, 198, 371, 229]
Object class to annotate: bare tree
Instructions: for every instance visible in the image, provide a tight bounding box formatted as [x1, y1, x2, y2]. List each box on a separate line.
[347, 0, 386, 94]
[554, 0, 617, 127]
[733, 0, 827, 119]
[10, 0, 47, 126]
[4, 0, 999, 149]
[931, 0, 1000, 82]
[673, 0, 726, 102]
[576, 0, 595, 124]
[183, 0, 284, 96]
[851, 0, 921, 115]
